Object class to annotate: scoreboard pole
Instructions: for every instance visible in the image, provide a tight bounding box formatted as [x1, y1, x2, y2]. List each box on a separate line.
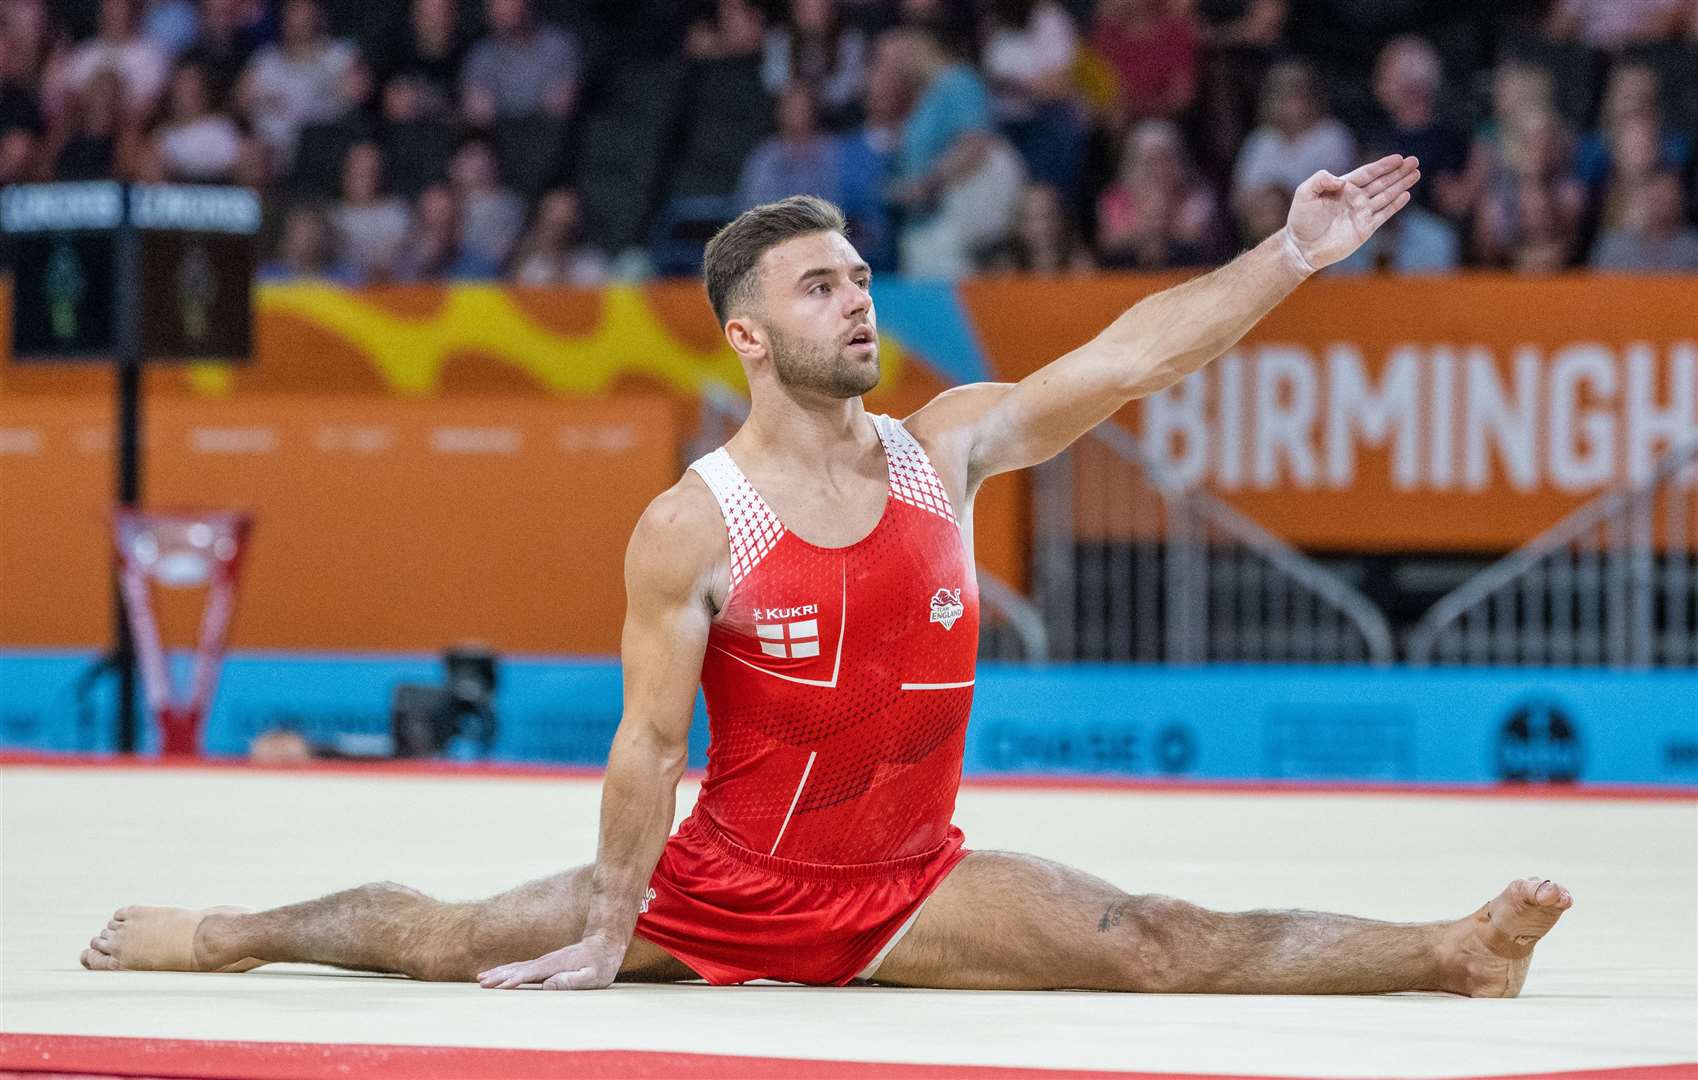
[113, 210, 142, 752]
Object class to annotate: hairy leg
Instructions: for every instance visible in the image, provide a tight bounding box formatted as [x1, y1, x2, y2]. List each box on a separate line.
[872, 851, 1570, 996]
[83, 865, 696, 984]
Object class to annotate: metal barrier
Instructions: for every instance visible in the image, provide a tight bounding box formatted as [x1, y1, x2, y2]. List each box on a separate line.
[688, 386, 1049, 663]
[1033, 422, 1396, 665]
[1407, 439, 1698, 668]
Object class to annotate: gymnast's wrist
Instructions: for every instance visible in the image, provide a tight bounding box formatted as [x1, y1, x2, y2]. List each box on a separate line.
[1279, 227, 1320, 277]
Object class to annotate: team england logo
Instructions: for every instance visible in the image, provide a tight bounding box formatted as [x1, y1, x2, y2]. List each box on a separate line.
[929, 588, 964, 630]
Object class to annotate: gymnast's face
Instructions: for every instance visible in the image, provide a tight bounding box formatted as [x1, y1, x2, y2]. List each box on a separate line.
[747, 230, 880, 400]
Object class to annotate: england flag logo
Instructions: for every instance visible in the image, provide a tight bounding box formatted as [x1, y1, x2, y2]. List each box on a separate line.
[929, 588, 964, 630]
[754, 617, 820, 658]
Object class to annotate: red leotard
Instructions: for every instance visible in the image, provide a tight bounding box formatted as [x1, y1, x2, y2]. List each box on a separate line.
[634, 412, 978, 984]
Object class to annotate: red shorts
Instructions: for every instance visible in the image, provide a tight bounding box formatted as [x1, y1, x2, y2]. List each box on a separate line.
[635, 813, 970, 986]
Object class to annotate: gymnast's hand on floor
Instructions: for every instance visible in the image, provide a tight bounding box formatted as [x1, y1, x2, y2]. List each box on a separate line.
[476, 934, 625, 990]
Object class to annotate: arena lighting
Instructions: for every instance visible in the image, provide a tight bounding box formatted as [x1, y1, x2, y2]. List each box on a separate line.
[389, 646, 502, 759]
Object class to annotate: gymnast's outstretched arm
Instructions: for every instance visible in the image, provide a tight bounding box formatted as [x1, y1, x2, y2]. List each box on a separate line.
[905, 155, 1421, 490]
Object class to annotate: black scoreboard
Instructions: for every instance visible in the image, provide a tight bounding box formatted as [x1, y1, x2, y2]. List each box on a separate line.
[1, 182, 259, 362]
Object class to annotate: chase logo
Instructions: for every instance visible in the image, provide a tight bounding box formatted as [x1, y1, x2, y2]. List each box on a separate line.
[929, 588, 964, 630]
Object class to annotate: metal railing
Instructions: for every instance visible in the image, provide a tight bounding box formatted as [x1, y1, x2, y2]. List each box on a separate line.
[976, 571, 1050, 663]
[689, 386, 1049, 662]
[1407, 439, 1698, 668]
[1033, 422, 1395, 665]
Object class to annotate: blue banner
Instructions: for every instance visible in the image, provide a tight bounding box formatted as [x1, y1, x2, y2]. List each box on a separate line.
[2, 651, 1692, 788]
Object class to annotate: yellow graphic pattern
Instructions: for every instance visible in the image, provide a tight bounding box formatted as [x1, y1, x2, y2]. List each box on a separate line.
[244, 283, 907, 396]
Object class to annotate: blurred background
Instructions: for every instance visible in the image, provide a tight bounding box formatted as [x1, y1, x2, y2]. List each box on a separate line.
[0, 0, 1694, 786]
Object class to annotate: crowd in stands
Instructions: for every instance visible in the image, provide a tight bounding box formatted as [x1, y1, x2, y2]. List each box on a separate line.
[3, 0, 1696, 282]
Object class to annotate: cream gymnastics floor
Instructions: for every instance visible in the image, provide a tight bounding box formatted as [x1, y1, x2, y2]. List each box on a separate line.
[1, 760, 1693, 1079]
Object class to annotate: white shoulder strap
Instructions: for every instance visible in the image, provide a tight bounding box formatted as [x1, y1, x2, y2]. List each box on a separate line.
[873, 414, 958, 525]
[687, 448, 786, 587]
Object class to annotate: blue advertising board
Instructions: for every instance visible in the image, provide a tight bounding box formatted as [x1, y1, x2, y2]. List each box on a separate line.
[2, 651, 1693, 788]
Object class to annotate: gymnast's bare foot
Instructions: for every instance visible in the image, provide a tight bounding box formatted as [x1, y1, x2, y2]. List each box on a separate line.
[80, 906, 264, 973]
[1437, 878, 1573, 997]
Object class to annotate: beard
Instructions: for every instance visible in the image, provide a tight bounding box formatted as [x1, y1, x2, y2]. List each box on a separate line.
[768, 323, 880, 399]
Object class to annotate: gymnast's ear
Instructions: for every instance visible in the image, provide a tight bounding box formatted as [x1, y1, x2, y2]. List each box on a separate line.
[724, 313, 768, 365]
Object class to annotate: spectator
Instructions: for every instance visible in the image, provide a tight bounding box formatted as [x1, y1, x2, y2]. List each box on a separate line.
[1235, 182, 1289, 245]
[1, 0, 55, 86]
[259, 204, 360, 283]
[1545, 0, 1691, 50]
[1592, 171, 1698, 272]
[685, 0, 767, 60]
[238, 0, 363, 168]
[737, 83, 846, 209]
[449, 138, 526, 269]
[140, 0, 199, 57]
[148, 61, 243, 181]
[50, 67, 134, 180]
[881, 25, 1027, 278]
[230, 131, 270, 188]
[1090, 0, 1201, 127]
[989, 182, 1095, 274]
[56, 0, 171, 120]
[1199, 0, 1286, 51]
[1370, 36, 1470, 219]
[1460, 59, 1557, 214]
[981, 0, 1085, 196]
[1096, 118, 1222, 269]
[372, 0, 468, 123]
[0, 125, 35, 183]
[331, 141, 412, 281]
[1506, 181, 1580, 274]
[180, 0, 261, 110]
[762, 0, 868, 128]
[1574, 64, 1692, 192]
[397, 185, 501, 280]
[128, 133, 170, 181]
[1474, 108, 1585, 270]
[509, 189, 608, 285]
[1477, 59, 1556, 148]
[462, 0, 579, 126]
[1195, 0, 1288, 176]
[1231, 60, 1354, 231]
[897, 0, 977, 51]
[836, 45, 911, 272]
[0, 22, 45, 182]
[1593, 116, 1666, 231]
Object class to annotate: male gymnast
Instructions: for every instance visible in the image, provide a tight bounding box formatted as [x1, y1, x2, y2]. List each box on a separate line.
[84, 155, 1572, 996]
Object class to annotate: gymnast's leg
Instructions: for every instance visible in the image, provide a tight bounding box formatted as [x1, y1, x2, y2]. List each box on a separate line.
[872, 851, 1570, 997]
[80, 865, 695, 983]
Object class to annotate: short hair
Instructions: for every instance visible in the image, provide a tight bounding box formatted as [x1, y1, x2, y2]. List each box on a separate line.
[702, 195, 847, 325]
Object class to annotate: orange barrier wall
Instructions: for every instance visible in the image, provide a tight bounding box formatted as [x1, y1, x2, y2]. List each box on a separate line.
[0, 282, 1022, 652]
[4, 275, 1694, 653]
[0, 394, 680, 652]
[961, 274, 1698, 551]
